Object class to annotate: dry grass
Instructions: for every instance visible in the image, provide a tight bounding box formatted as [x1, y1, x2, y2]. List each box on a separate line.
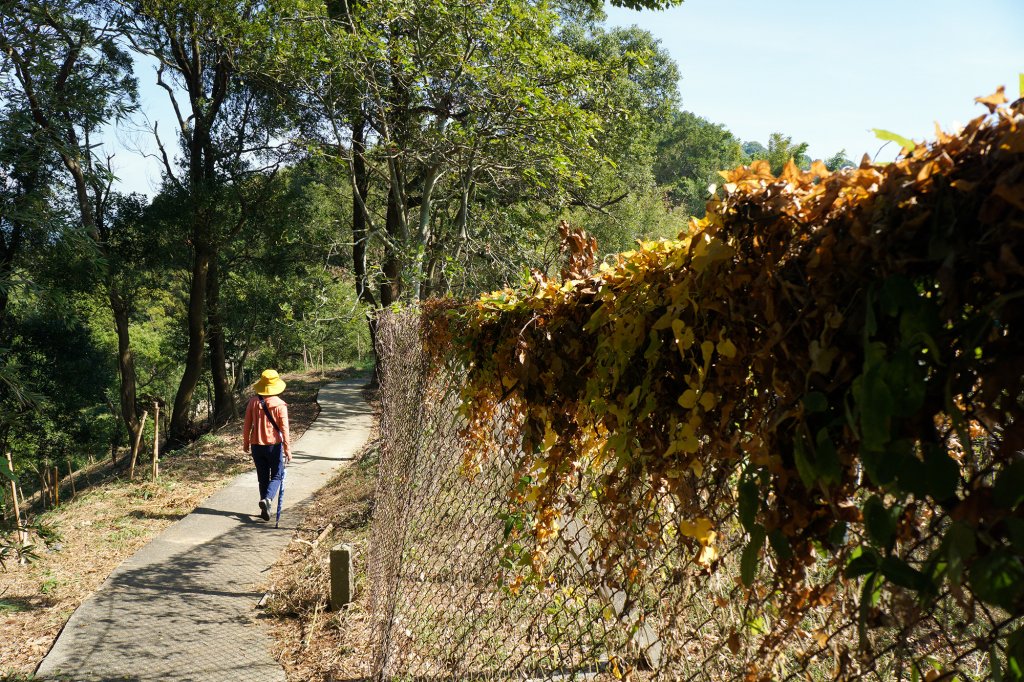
[260, 388, 379, 682]
[0, 368, 359, 679]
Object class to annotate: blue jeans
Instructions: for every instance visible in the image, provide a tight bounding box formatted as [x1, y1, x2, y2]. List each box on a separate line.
[251, 443, 285, 503]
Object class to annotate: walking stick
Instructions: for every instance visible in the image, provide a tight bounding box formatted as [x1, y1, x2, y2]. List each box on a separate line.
[275, 467, 285, 529]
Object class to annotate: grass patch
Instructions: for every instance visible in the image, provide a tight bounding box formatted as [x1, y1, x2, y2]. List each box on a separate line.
[0, 599, 28, 614]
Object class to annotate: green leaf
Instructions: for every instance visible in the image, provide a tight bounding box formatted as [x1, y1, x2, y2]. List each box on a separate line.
[846, 546, 881, 578]
[994, 459, 1024, 509]
[1006, 626, 1024, 681]
[881, 348, 926, 418]
[792, 435, 816, 489]
[1006, 518, 1024, 552]
[802, 391, 828, 414]
[862, 440, 908, 487]
[921, 443, 960, 501]
[0, 457, 15, 483]
[879, 275, 917, 316]
[969, 550, 1024, 610]
[891, 440, 927, 493]
[863, 495, 897, 551]
[945, 521, 977, 585]
[814, 428, 842, 485]
[857, 571, 882, 649]
[738, 478, 759, 532]
[768, 528, 793, 561]
[827, 521, 848, 548]
[741, 526, 766, 587]
[880, 556, 932, 593]
[853, 344, 895, 451]
[872, 128, 916, 152]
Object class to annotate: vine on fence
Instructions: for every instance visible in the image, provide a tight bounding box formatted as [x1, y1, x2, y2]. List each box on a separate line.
[423, 90, 1024, 678]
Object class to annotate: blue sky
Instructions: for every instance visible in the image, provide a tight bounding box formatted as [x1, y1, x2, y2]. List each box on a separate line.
[111, 0, 1024, 196]
[604, 0, 1024, 163]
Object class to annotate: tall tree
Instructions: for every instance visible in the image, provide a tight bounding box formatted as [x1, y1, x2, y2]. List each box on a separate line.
[745, 132, 810, 175]
[0, 0, 147, 462]
[274, 0, 663, 307]
[654, 111, 744, 218]
[124, 0, 279, 437]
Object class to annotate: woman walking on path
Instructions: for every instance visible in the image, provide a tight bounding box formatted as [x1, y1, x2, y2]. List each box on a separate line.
[242, 369, 292, 521]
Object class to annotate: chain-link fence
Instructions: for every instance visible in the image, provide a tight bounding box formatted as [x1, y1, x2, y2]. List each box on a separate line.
[367, 307, 1015, 681]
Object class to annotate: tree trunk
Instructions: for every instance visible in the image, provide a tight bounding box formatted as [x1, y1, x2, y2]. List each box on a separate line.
[410, 165, 439, 301]
[351, 116, 375, 308]
[207, 254, 234, 426]
[168, 247, 211, 446]
[110, 287, 142, 457]
[350, 115, 381, 385]
[381, 191, 403, 306]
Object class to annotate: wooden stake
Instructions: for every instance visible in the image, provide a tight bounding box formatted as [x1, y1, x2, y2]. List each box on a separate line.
[68, 460, 76, 499]
[6, 451, 26, 544]
[128, 410, 149, 481]
[52, 466, 59, 507]
[152, 402, 160, 481]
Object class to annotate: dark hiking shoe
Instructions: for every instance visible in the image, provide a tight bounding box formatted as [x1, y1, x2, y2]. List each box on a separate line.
[259, 498, 271, 521]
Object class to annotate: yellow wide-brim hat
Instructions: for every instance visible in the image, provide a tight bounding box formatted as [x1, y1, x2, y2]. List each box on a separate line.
[254, 369, 286, 396]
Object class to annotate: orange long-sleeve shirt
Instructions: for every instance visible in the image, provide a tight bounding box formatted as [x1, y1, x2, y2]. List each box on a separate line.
[243, 395, 291, 456]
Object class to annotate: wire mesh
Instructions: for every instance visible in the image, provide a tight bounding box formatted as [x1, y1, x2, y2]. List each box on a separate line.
[367, 308, 1017, 682]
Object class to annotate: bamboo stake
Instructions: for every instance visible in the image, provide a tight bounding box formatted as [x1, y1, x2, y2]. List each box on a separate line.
[128, 410, 149, 481]
[6, 451, 26, 544]
[151, 402, 160, 481]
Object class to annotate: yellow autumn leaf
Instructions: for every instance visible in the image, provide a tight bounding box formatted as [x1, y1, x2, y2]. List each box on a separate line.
[699, 392, 716, 411]
[701, 340, 715, 365]
[689, 458, 704, 476]
[678, 389, 698, 409]
[680, 517, 716, 545]
[716, 338, 737, 359]
[697, 543, 719, 567]
[541, 422, 557, 451]
[671, 319, 695, 354]
[975, 86, 1007, 113]
[780, 158, 802, 183]
[677, 434, 699, 453]
[748, 159, 773, 177]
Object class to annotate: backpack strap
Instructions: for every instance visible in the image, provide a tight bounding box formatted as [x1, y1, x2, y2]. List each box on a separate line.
[256, 394, 283, 441]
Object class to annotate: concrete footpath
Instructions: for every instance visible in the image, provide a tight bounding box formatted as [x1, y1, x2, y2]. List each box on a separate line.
[36, 378, 373, 682]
